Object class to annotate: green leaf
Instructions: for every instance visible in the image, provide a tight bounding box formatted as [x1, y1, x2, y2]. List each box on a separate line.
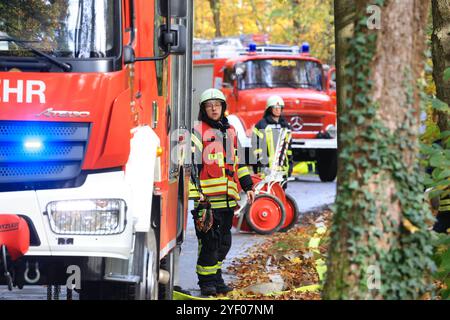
[430, 153, 445, 167]
[444, 67, 450, 82]
[440, 131, 450, 140]
[437, 169, 450, 180]
[432, 98, 450, 112]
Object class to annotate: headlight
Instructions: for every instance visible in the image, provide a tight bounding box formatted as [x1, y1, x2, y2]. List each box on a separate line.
[326, 125, 337, 138]
[46, 199, 127, 235]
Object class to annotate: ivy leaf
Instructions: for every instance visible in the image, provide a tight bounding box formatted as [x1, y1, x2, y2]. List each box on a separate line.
[430, 153, 445, 168]
[432, 98, 450, 112]
[348, 181, 359, 190]
[437, 169, 450, 180]
[440, 131, 450, 140]
[444, 67, 450, 82]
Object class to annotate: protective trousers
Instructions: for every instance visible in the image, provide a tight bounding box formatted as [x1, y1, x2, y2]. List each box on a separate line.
[195, 207, 234, 288]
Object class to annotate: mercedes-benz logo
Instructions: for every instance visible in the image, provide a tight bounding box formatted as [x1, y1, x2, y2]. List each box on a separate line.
[290, 116, 304, 131]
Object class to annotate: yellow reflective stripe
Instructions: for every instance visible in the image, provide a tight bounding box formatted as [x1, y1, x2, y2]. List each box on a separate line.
[201, 185, 239, 199]
[191, 133, 203, 151]
[196, 263, 220, 275]
[253, 127, 264, 139]
[441, 199, 450, 205]
[253, 148, 263, 155]
[200, 177, 228, 186]
[439, 205, 450, 211]
[189, 181, 200, 198]
[237, 166, 250, 179]
[266, 128, 274, 167]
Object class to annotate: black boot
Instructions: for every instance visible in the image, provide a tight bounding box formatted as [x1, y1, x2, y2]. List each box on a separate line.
[200, 285, 217, 296]
[216, 269, 233, 294]
[216, 283, 233, 294]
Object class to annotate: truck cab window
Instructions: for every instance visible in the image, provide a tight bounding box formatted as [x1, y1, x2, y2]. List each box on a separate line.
[239, 59, 324, 91]
[222, 68, 234, 88]
[0, 0, 120, 59]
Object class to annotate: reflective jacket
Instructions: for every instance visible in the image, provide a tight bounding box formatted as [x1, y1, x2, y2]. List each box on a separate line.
[440, 193, 450, 213]
[252, 114, 293, 176]
[189, 120, 253, 209]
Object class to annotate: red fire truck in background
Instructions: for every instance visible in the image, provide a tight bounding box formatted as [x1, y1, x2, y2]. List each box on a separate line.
[193, 38, 337, 182]
[0, 0, 193, 300]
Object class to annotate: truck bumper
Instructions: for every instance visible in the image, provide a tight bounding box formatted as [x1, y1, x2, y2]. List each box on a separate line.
[0, 171, 134, 260]
[291, 138, 337, 149]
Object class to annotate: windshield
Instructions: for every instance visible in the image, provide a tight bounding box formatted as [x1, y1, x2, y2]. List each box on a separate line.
[0, 0, 119, 59]
[238, 59, 324, 91]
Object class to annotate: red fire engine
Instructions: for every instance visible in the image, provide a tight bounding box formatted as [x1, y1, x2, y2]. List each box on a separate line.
[193, 38, 337, 182]
[0, 0, 193, 300]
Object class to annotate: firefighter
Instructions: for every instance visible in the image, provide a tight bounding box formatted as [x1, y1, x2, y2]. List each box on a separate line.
[252, 95, 293, 186]
[432, 192, 450, 233]
[190, 88, 255, 296]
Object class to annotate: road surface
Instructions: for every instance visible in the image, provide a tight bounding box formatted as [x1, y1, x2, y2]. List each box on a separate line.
[0, 175, 336, 300]
[177, 175, 336, 295]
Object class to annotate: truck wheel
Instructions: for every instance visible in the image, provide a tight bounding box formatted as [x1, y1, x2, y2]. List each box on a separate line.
[245, 194, 286, 235]
[139, 231, 159, 300]
[158, 246, 177, 300]
[279, 194, 300, 232]
[317, 149, 337, 182]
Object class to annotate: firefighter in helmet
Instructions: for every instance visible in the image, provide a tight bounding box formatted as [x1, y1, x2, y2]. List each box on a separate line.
[252, 95, 293, 186]
[189, 88, 255, 296]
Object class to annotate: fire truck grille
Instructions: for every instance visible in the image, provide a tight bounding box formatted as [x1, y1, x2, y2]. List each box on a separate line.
[0, 121, 90, 185]
[288, 116, 323, 133]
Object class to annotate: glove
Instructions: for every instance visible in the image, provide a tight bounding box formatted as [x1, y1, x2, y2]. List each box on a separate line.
[192, 201, 213, 233]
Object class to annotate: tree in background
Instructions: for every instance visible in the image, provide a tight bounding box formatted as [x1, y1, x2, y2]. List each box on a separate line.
[431, 0, 450, 133]
[323, 0, 434, 299]
[208, 0, 222, 37]
[194, 0, 335, 64]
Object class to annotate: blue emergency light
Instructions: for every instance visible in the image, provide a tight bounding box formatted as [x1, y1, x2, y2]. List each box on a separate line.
[24, 139, 43, 152]
[301, 42, 310, 54]
[248, 43, 257, 52]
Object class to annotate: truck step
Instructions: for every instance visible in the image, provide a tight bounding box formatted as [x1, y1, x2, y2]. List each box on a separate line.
[103, 274, 140, 284]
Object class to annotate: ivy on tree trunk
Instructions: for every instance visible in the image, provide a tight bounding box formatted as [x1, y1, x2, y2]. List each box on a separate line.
[432, 0, 450, 132]
[323, 0, 435, 300]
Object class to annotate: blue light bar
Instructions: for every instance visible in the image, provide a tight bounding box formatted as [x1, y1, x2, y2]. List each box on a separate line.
[301, 42, 310, 54]
[248, 43, 257, 52]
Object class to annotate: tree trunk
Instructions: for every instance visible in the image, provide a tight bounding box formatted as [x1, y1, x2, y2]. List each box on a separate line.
[208, 0, 222, 37]
[432, 0, 450, 132]
[323, 0, 434, 300]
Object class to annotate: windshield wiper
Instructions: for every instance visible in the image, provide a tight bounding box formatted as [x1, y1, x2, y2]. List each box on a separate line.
[245, 82, 274, 89]
[0, 37, 72, 72]
[273, 82, 319, 90]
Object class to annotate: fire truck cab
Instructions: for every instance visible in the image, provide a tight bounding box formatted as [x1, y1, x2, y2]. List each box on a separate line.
[0, 0, 193, 300]
[193, 39, 337, 182]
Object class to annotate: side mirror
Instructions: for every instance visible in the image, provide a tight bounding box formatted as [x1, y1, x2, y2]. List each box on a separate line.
[327, 67, 336, 94]
[131, 0, 188, 62]
[158, 24, 186, 55]
[158, 0, 187, 18]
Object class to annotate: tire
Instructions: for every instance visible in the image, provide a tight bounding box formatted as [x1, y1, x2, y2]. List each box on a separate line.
[128, 231, 159, 300]
[279, 194, 300, 232]
[141, 231, 159, 300]
[78, 232, 159, 300]
[158, 246, 177, 300]
[317, 149, 337, 182]
[245, 194, 286, 235]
